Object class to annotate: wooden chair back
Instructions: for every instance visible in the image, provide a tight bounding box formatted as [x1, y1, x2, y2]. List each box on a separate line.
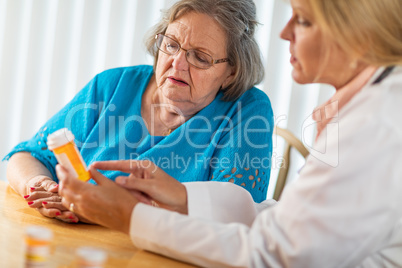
[272, 126, 309, 201]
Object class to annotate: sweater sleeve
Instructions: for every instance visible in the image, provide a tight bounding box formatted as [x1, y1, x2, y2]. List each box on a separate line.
[3, 69, 122, 181]
[208, 93, 274, 203]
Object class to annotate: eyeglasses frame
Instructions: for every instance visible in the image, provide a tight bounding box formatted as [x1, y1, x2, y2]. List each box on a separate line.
[155, 33, 230, 69]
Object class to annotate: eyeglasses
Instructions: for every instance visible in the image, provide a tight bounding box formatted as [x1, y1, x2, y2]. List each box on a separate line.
[155, 34, 230, 69]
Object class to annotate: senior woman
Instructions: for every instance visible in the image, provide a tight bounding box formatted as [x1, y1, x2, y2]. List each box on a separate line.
[4, 0, 273, 223]
[58, 0, 402, 266]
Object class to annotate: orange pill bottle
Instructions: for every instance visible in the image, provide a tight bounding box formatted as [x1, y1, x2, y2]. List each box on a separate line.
[24, 225, 53, 266]
[47, 128, 90, 182]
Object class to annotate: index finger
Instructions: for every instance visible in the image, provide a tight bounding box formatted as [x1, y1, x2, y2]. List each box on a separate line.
[92, 160, 152, 174]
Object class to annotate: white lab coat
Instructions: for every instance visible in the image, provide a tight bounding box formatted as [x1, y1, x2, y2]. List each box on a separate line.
[130, 66, 402, 268]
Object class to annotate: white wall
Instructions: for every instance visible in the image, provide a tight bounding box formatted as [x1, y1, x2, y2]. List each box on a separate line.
[0, 0, 334, 198]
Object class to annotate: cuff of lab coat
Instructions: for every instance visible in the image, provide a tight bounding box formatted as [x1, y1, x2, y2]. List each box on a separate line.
[130, 203, 157, 249]
[184, 182, 213, 220]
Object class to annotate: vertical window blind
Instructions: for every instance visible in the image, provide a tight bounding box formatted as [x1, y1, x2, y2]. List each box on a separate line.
[0, 0, 334, 198]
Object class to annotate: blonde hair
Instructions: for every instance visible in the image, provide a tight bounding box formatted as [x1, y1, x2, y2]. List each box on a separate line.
[144, 0, 264, 101]
[307, 0, 402, 66]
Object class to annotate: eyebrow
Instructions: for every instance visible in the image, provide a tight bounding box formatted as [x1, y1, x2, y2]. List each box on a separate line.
[292, 6, 312, 17]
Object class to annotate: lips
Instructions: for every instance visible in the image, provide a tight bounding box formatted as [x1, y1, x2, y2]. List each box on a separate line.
[168, 76, 189, 86]
[289, 48, 297, 64]
[290, 55, 298, 64]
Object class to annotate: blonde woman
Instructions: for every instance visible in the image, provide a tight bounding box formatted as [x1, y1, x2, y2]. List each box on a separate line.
[58, 0, 402, 267]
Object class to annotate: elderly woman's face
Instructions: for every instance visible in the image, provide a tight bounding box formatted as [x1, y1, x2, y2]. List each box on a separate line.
[155, 12, 233, 116]
[280, 0, 359, 89]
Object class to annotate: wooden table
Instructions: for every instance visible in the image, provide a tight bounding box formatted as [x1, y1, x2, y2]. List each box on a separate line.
[0, 181, 196, 267]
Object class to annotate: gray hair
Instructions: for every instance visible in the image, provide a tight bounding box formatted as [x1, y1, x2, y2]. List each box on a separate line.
[145, 0, 264, 101]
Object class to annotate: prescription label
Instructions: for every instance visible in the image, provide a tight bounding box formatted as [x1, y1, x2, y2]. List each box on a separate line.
[54, 142, 90, 182]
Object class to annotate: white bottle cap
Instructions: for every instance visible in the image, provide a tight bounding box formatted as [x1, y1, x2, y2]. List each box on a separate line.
[47, 128, 75, 150]
[76, 246, 107, 264]
[25, 225, 53, 241]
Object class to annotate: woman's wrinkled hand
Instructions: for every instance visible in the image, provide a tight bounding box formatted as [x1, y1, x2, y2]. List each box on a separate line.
[92, 160, 188, 215]
[24, 175, 79, 223]
[57, 164, 138, 234]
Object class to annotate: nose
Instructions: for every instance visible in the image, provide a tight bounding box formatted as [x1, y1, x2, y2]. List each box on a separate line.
[172, 48, 189, 71]
[280, 18, 293, 42]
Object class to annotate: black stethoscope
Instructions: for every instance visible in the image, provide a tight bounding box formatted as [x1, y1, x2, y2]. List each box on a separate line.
[372, 66, 395, 85]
